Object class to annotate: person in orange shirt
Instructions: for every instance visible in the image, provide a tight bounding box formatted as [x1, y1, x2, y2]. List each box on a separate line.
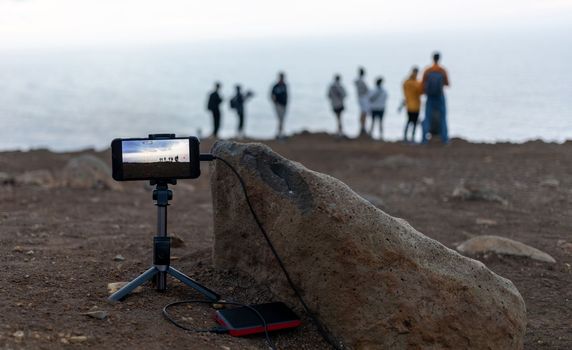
[402, 67, 423, 143]
[421, 52, 450, 144]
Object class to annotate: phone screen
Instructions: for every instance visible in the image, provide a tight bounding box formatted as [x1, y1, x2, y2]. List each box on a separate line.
[121, 138, 191, 180]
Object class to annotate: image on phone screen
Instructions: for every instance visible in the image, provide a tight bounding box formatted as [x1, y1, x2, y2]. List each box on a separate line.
[122, 139, 191, 179]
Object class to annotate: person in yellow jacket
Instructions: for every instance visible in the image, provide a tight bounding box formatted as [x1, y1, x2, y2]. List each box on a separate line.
[401, 67, 423, 143]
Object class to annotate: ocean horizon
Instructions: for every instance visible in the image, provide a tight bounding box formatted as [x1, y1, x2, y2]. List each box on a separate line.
[1, 30, 570, 151]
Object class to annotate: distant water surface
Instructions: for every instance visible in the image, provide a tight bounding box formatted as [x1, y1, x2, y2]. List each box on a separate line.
[0, 31, 570, 151]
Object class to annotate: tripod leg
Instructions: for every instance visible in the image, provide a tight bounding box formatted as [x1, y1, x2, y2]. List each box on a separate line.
[167, 266, 220, 301]
[108, 267, 157, 302]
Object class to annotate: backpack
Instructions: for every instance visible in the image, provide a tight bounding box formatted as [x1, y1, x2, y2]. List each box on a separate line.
[425, 71, 444, 97]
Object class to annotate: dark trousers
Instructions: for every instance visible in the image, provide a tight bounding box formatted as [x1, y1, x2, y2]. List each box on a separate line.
[422, 95, 448, 143]
[237, 111, 244, 132]
[211, 109, 221, 137]
[404, 111, 419, 142]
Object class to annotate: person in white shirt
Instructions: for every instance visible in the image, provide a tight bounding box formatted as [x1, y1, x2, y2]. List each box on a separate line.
[327, 74, 347, 137]
[354, 67, 369, 136]
[369, 77, 388, 139]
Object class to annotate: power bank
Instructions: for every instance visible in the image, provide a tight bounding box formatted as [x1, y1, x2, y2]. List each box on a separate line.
[214, 302, 301, 336]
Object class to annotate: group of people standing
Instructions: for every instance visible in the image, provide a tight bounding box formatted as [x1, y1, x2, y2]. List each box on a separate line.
[206, 72, 287, 139]
[206, 51, 450, 144]
[327, 51, 450, 144]
[206, 82, 254, 139]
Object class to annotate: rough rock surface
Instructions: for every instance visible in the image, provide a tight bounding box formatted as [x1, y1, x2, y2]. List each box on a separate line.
[457, 235, 556, 263]
[61, 155, 121, 190]
[210, 141, 527, 350]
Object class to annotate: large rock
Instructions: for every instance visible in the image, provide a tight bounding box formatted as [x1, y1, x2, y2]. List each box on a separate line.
[457, 235, 556, 263]
[61, 155, 121, 190]
[210, 141, 527, 349]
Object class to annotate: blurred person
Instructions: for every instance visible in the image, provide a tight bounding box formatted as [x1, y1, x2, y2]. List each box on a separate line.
[230, 85, 254, 138]
[402, 66, 423, 143]
[354, 67, 369, 136]
[327, 74, 347, 137]
[368, 77, 388, 140]
[270, 72, 288, 139]
[206, 82, 223, 138]
[421, 52, 450, 144]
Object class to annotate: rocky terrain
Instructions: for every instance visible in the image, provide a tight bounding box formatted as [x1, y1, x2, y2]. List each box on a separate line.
[0, 133, 571, 349]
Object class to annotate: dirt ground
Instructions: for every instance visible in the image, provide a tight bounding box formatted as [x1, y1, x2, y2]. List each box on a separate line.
[1, 134, 571, 349]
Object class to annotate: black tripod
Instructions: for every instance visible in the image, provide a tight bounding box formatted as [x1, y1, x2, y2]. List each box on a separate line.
[108, 179, 220, 302]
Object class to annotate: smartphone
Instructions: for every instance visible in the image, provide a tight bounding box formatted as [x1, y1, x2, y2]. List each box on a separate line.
[111, 136, 200, 181]
[214, 302, 301, 337]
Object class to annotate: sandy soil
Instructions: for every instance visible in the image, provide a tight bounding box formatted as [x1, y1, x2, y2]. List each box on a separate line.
[0, 134, 571, 349]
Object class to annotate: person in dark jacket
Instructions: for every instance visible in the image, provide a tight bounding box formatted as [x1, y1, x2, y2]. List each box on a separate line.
[206, 82, 223, 138]
[270, 72, 288, 139]
[230, 84, 254, 138]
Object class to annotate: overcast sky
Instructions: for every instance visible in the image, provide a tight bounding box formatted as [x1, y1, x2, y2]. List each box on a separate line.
[0, 0, 570, 48]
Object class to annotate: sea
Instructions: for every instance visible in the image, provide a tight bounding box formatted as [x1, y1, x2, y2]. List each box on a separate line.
[0, 30, 570, 151]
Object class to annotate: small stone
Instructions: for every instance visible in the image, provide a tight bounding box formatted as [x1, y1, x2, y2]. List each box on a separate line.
[221, 346, 231, 350]
[476, 218, 497, 226]
[83, 310, 109, 320]
[68, 335, 88, 343]
[379, 155, 416, 168]
[170, 234, 185, 248]
[113, 254, 125, 261]
[107, 282, 143, 294]
[25, 250, 34, 255]
[60, 338, 69, 344]
[557, 240, 572, 254]
[13, 330, 24, 340]
[0, 172, 14, 185]
[540, 178, 560, 188]
[422, 177, 435, 186]
[457, 235, 556, 263]
[12, 246, 24, 253]
[452, 180, 508, 206]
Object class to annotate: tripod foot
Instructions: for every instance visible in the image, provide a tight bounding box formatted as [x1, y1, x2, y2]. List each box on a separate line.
[108, 267, 157, 302]
[168, 266, 220, 301]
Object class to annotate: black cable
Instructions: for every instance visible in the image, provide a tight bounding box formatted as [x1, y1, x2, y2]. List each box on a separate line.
[162, 299, 276, 350]
[214, 156, 342, 350]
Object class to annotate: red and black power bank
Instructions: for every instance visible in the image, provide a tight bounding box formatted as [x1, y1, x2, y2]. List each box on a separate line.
[214, 302, 301, 337]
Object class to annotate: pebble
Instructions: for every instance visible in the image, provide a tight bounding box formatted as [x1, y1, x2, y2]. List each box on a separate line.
[69, 335, 88, 343]
[540, 178, 560, 188]
[422, 177, 435, 186]
[476, 218, 498, 226]
[13, 330, 24, 340]
[83, 310, 109, 320]
[170, 234, 185, 248]
[113, 254, 125, 261]
[107, 282, 143, 294]
[12, 246, 24, 253]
